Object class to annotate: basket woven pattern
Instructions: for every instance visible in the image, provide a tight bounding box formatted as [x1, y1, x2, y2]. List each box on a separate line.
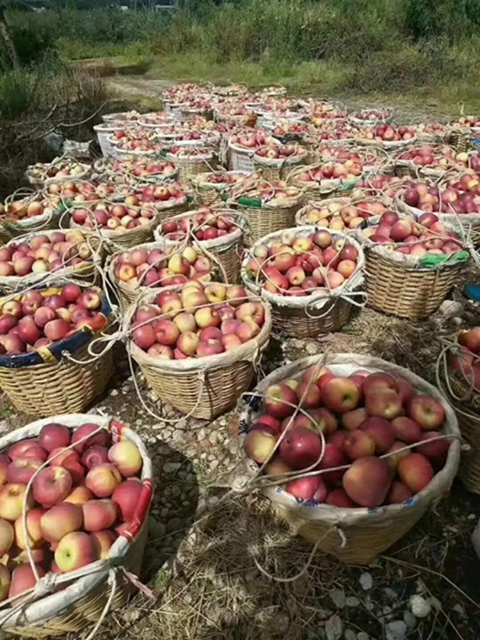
[454, 407, 480, 494]
[239, 203, 298, 244]
[364, 251, 464, 321]
[209, 241, 243, 283]
[0, 341, 114, 417]
[269, 296, 353, 338]
[7, 524, 147, 638]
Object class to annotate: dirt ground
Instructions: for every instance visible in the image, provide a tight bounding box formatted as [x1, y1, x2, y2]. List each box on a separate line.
[4, 72, 480, 640]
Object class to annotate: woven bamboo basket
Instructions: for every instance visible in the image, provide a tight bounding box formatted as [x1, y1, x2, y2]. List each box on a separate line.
[0, 229, 104, 294]
[190, 171, 252, 206]
[241, 226, 365, 338]
[253, 147, 307, 182]
[437, 336, 480, 494]
[0, 414, 152, 637]
[0, 192, 65, 245]
[164, 150, 217, 184]
[127, 286, 271, 419]
[288, 163, 361, 202]
[240, 353, 461, 564]
[363, 247, 467, 321]
[447, 127, 470, 152]
[154, 208, 246, 284]
[0, 286, 114, 417]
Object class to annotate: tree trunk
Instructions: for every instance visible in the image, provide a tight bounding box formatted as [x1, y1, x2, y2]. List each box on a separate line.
[0, 1, 19, 69]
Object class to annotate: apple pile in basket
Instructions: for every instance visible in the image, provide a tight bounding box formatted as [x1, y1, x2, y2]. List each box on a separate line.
[130, 281, 266, 360]
[355, 124, 416, 143]
[300, 198, 389, 230]
[360, 211, 465, 256]
[0, 285, 106, 356]
[0, 422, 145, 601]
[160, 206, 241, 242]
[114, 245, 214, 288]
[400, 177, 480, 214]
[0, 195, 57, 223]
[245, 229, 360, 295]
[244, 367, 451, 508]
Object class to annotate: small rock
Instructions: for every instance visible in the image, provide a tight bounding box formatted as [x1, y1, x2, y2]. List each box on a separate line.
[357, 633, 369, 640]
[344, 630, 357, 640]
[383, 605, 392, 616]
[329, 588, 346, 608]
[110, 389, 119, 396]
[453, 603, 465, 617]
[170, 429, 184, 443]
[403, 611, 416, 630]
[166, 517, 182, 533]
[409, 594, 432, 618]
[306, 342, 318, 355]
[467, 513, 476, 521]
[346, 596, 360, 608]
[197, 428, 207, 441]
[209, 431, 218, 445]
[360, 573, 373, 591]
[163, 462, 181, 474]
[364, 595, 374, 611]
[210, 459, 220, 472]
[385, 620, 407, 640]
[439, 300, 463, 318]
[177, 418, 187, 430]
[384, 588, 398, 600]
[325, 614, 343, 640]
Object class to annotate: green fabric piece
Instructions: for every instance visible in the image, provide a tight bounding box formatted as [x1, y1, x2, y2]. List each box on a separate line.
[237, 196, 263, 208]
[419, 249, 470, 268]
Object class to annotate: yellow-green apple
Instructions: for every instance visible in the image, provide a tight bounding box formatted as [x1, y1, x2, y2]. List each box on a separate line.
[72, 424, 108, 454]
[342, 407, 367, 431]
[408, 395, 445, 430]
[194, 307, 221, 329]
[168, 254, 190, 276]
[172, 312, 196, 333]
[14, 508, 44, 549]
[279, 427, 322, 470]
[63, 486, 93, 506]
[40, 503, 83, 542]
[225, 285, 247, 306]
[112, 479, 143, 523]
[243, 430, 277, 464]
[9, 563, 45, 602]
[6, 458, 43, 485]
[365, 389, 402, 420]
[361, 417, 396, 453]
[32, 467, 73, 508]
[387, 481, 413, 505]
[264, 384, 298, 418]
[90, 529, 117, 560]
[48, 448, 84, 485]
[177, 331, 200, 356]
[285, 475, 326, 501]
[38, 423, 71, 452]
[81, 446, 109, 470]
[236, 301, 265, 326]
[343, 456, 392, 507]
[85, 464, 121, 498]
[264, 458, 291, 476]
[82, 499, 117, 532]
[0, 484, 34, 521]
[391, 416, 421, 444]
[0, 519, 13, 556]
[204, 283, 227, 303]
[322, 377, 360, 413]
[55, 531, 99, 572]
[398, 453, 434, 493]
[108, 442, 142, 477]
[0, 564, 10, 601]
[342, 430, 376, 460]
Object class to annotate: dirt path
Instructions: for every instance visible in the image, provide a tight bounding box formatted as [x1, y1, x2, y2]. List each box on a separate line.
[107, 76, 174, 102]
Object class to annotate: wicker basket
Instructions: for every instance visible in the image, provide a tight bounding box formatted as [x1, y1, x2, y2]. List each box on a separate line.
[0, 192, 64, 245]
[447, 127, 470, 152]
[190, 171, 252, 206]
[242, 226, 365, 338]
[164, 150, 217, 184]
[154, 208, 246, 284]
[253, 147, 307, 182]
[127, 287, 271, 419]
[0, 286, 114, 417]
[437, 336, 480, 494]
[0, 414, 152, 637]
[240, 353, 461, 564]
[0, 229, 104, 294]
